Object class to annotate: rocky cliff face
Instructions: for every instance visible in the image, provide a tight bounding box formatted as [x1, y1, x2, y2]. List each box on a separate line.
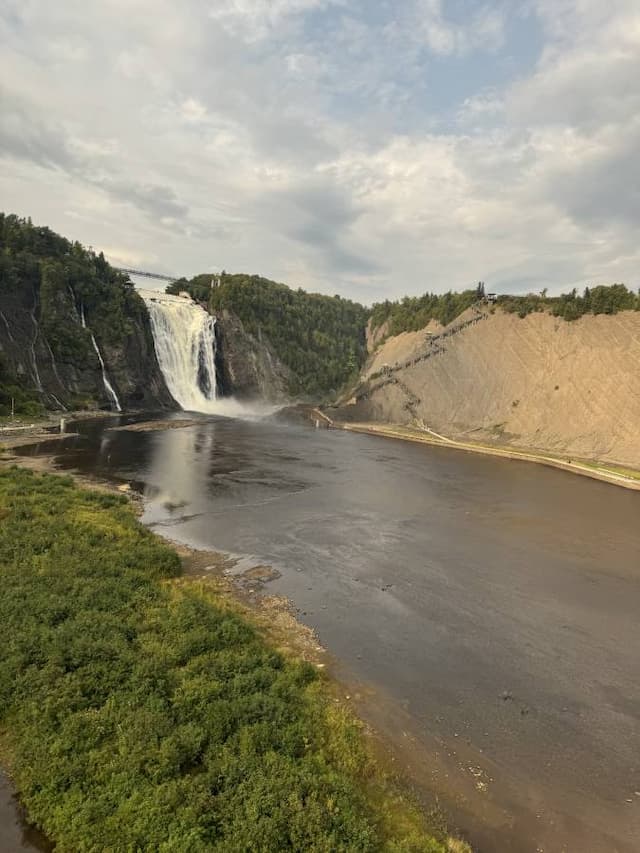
[98, 299, 176, 410]
[336, 308, 640, 468]
[0, 285, 290, 413]
[0, 283, 175, 412]
[215, 309, 291, 402]
[0, 213, 175, 414]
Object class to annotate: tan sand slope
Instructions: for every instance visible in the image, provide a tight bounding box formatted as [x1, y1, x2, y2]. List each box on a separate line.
[343, 309, 640, 468]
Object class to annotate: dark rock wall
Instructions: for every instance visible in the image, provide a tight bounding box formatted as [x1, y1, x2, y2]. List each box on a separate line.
[0, 285, 291, 412]
[100, 296, 176, 410]
[215, 309, 291, 402]
[0, 286, 175, 411]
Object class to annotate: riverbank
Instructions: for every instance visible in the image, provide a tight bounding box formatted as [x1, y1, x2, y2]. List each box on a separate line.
[0, 770, 51, 852]
[0, 410, 122, 451]
[6, 413, 639, 851]
[331, 420, 640, 491]
[0, 463, 470, 852]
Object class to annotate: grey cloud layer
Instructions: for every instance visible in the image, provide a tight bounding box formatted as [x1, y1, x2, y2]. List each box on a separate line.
[1, 0, 638, 298]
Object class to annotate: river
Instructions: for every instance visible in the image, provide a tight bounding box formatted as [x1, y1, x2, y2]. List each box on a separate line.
[0, 772, 50, 853]
[9, 412, 640, 852]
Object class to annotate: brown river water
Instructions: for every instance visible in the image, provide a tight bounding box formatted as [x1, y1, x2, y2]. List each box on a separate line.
[5, 412, 640, 853]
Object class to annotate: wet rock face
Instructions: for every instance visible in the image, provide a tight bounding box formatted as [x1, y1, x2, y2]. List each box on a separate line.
[0, 285, 287, 412]
[214, 309, 291, 403]
[0, 285, 175, 412]
[104, 310, 177, 411]
[0, 282, 97, 408]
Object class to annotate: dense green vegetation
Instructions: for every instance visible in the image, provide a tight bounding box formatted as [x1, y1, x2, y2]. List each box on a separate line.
[0, 214, 148, 408]
[497, 284, 640, 320]
[0, 213, 141, 344]
[0, 354, 44, 417]
[0, 466, 456, 852]
[370, 283, 640, 337]
[169, 273, 369, 397]
[369, 290, 480, 337]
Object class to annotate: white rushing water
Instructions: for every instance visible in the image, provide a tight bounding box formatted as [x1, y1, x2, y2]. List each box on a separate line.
[80, 303, 122, 412]
[139, 289, 278, 419]
[140, 290, 220, 412]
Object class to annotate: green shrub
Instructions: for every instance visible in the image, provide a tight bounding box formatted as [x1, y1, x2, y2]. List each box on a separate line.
[0, 468, 449, 852]
[498, 284, 640, 321]
[369, 290, 478, 338]
[0, 355, 45, 417]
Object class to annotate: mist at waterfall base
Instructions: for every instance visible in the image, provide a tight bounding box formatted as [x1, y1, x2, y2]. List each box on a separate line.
[140, 290, 276, 420]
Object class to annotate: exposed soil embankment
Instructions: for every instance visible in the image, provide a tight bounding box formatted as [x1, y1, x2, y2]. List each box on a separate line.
[338, 309, 640, 469]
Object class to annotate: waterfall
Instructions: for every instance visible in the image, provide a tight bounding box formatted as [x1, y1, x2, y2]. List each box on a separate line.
[140, 290, 220, 413]
[90, 334, 122, 412]
[80, 303, 122, 412]
[29, 308, 43, 392]
[0, 310, 15, 342]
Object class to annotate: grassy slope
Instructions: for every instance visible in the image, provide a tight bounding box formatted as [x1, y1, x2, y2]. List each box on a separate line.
[0, 467, 461, 852]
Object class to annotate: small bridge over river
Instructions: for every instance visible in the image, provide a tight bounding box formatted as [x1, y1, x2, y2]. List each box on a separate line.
[116, 268, 179, 283]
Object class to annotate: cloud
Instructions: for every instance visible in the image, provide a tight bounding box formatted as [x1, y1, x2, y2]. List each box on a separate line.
[208, 0, 344, 42]
[0, 0, 638, 301]
[255, 178, 380, 275]
[539, 120, 640, 229]
[507, 22, 640, 129]
[415, 0, 506, 56]
[101, 180, 190, 223]
[0, 92, 192, 229]
[0, 92, 76, 171]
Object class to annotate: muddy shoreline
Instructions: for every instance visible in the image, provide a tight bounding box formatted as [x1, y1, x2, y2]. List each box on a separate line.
[330, 419, 640, 491]
[0, 771, 52, 853]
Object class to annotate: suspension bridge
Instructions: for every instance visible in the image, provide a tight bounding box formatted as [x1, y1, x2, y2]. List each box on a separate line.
[116, 268, 179, 283]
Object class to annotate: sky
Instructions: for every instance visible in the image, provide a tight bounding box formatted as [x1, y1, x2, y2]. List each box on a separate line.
[1, 1, 639, 303]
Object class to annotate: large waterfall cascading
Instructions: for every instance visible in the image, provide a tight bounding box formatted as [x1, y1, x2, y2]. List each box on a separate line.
[140, 291, 220, 412]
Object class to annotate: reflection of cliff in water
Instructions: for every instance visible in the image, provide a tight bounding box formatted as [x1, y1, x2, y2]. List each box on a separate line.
[143, 424, 215, 527]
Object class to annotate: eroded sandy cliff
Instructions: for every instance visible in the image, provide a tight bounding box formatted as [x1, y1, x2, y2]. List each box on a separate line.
[338, 308, 640, 468]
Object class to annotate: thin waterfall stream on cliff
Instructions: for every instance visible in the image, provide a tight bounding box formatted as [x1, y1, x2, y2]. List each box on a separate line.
[12, 413, 640, 853]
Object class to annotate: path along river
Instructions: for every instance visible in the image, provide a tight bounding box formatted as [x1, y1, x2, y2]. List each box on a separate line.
[9, 413, 640, 853]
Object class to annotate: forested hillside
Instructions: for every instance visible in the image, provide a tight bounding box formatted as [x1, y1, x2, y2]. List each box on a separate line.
[370, 283, 640, 338]
[169, 274, 369, 397]
[0, 214, 172, 412]
[497, 284, 640, 320]
[369, 289, 480, 337]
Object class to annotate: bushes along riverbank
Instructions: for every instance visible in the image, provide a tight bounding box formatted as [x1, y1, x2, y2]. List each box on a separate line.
[0, 467, 463, 852]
